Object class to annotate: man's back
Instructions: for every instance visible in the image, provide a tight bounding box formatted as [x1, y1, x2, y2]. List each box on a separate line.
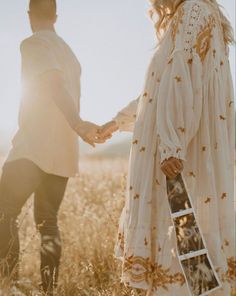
[7, 30, 81, 177]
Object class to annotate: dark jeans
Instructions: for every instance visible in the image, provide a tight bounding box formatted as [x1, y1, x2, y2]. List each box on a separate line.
[0, 159, 68, 294]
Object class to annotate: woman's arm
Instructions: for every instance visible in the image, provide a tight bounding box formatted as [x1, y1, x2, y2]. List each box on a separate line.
[101, 97, 140, 137]
[157, 1, 213, 177]
[113, 97, 140, 132]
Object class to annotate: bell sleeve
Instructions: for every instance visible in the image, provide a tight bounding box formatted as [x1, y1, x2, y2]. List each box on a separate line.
[157, 1, 214, 164]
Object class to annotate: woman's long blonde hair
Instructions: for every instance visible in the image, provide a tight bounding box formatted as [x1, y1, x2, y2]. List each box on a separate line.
[149, 0, 234, 45]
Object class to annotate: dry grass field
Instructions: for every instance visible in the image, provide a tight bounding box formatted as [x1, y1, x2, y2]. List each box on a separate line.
[0, 155, 235, 296]
[0, 157, 146, 296]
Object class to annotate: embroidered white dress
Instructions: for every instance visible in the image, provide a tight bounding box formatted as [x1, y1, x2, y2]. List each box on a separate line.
[114, 1, 235, 295]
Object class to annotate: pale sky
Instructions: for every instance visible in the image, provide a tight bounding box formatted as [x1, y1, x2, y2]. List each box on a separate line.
[0, 0, 235, 148]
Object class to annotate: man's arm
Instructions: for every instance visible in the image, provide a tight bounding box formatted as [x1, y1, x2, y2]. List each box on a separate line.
[21, 38, 104, 147]
[36, 70, 105, 147]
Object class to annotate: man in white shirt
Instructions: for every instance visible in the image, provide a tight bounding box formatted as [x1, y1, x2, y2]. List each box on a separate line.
[0, 0, 105, 294]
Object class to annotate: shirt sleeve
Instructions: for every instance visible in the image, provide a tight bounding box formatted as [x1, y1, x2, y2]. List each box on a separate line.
[113, 97, 140, 132]
[40, 70, 81, 131]
[20, 37, 61, 83]
[20, 37, 81, 131]
[156, 1, 214, 164]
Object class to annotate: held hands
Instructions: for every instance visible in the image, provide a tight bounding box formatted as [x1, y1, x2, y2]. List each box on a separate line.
[76, 120, 184, 178]
[75, 120, 118, 147]
[160, 157, 184, 179]
[100, 121, 119, 138]
[76, 119, 184, 177]
[75, 120, 106, 147]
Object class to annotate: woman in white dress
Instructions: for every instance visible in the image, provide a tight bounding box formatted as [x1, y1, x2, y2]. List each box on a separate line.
[102, 0, 235, 295]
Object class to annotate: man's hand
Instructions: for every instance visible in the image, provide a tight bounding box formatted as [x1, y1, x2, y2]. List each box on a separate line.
[100, 121, 119, 139]
[75, 120, 105, 147]
[161, 157, 184, 179]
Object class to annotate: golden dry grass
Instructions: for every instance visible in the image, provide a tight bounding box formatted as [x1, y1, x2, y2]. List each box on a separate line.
[0, 157, 146, 296]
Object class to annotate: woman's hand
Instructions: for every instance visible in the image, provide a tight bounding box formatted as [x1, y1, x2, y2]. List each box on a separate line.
[100, 121, 119, 139]
[160, 157, 184, 179]
[75, 120, 105, 147]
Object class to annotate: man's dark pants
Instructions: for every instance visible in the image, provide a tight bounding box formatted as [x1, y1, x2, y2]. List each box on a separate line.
[0, 158, 68, 293]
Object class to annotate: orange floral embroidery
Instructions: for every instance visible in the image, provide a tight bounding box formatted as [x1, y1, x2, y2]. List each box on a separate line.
[144, 237, 148, 246]
[224, 239, 229, 246]
[134, 194, 140, 200]
[221, 192, 227, 199]
[222, 257, 236, 284]
[174, 76, 182, 82]
[178, 256, 236, 294]
[219, 115, 226, 120]
[176, 147, 182, 153]
[187, 58, 193, 64]
[202, 146, 207, 151]
[189, 171, 196, 178]
[123, 256, 185, 289]
[193, 15, 215, 62]
[204, 197, 211, 203]
[140, 147, 146, 152]
[178, 127, 185, 133]
[213, 49, 216, 58]
[133, 139, 138, 145]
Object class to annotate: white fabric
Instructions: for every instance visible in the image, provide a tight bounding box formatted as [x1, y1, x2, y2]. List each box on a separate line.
[7, 31, 81, 177]
[114, 1, 235, 295]
[113, 97, 139, 132]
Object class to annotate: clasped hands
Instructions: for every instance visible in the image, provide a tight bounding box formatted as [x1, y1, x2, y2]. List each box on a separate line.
[76, 119, 183, 179]
[75, 120, 118, 147]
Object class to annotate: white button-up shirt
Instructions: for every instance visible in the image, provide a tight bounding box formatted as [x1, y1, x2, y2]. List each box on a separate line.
[7, 30, 81, 177]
